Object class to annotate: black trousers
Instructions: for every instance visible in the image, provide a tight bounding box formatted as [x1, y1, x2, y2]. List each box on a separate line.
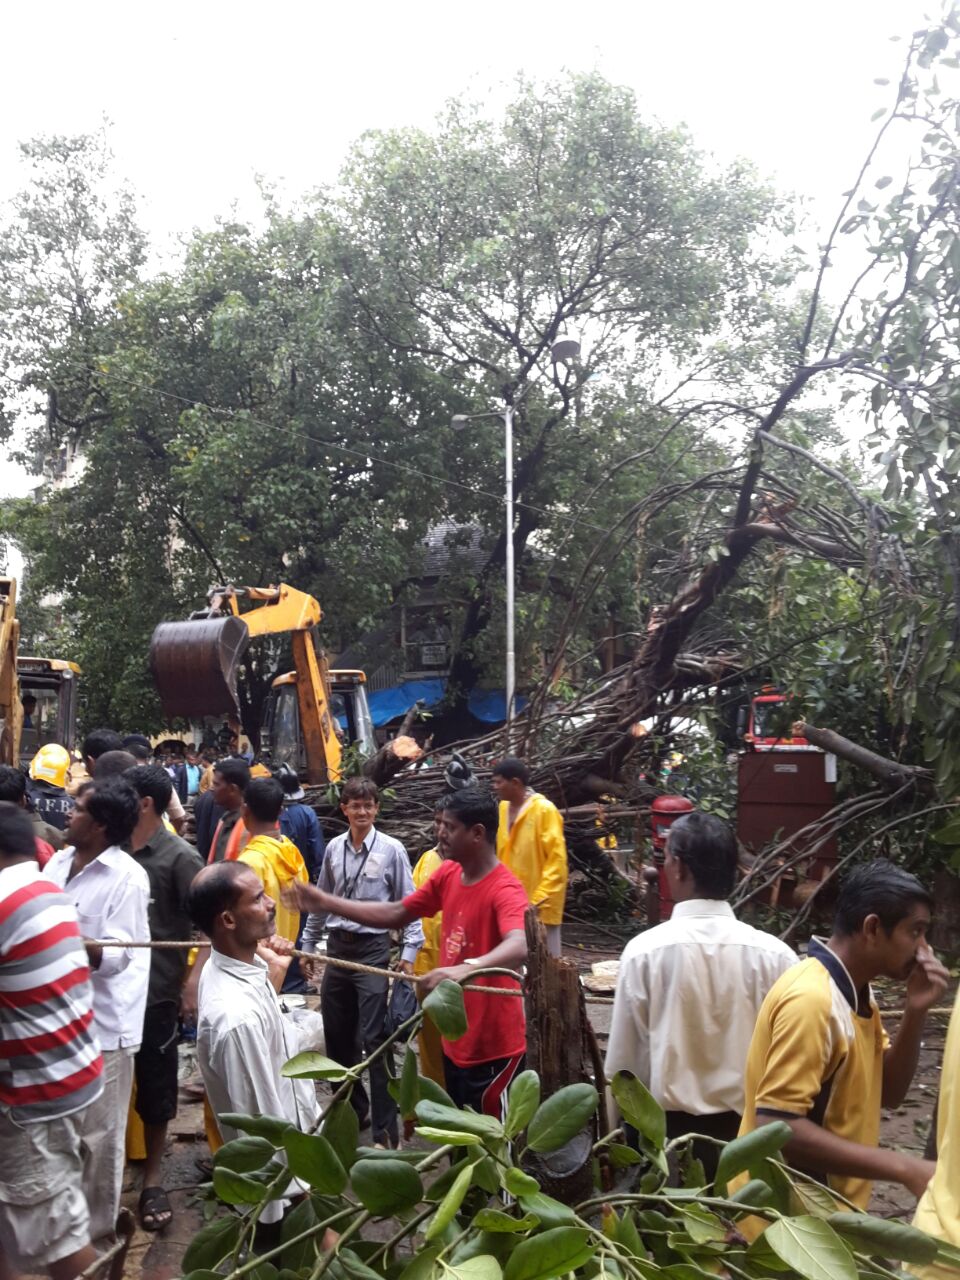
[443, 1052, 525, 1120]
[666, 1110, 741, 1183]
[134, 1000, 180, 1125]
[321, 931, 397, 1145]
[625, 1109, 740, 1183]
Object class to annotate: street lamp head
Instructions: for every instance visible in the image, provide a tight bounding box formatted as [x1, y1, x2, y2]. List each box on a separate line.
[551, 337, 581, 364]
[451, 414, 470, 429]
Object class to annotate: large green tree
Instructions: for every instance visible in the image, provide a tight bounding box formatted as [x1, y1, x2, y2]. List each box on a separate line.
[0, 74, 798, 737]
[329, 73, 799, 726]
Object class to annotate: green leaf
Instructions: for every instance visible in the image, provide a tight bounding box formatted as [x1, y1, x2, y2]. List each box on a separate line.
[729, 1177, 774, 1207]
[212, 1166, 269, 1204]
[680, 1155, 706, 1189]
[184, 1271, 229, 1280]
[415, 1099, 503, 1141]
[660, 1265, 720, 1280]
[217, 1112, 292, 1142]
[504, 1070, 541, 1138]
[827, 1212, 938, 1264]
[280, 1198, 320, 1271]
[322, 1099, 360, 1170]
[425, 1159, 476, 1240]
[714, 1120, 793, 1196]
[399, 1244, 443, 1280]
[182, 1216, 243, 1271]
[447, 1258, 503, 1280]
[678, 1205, 726, 1243]
[932, 817, 960, 846]
[612, 1209, 644, 1260]
[503, 1227, 595, 1280]
[501, 1167, 540, 1197]
[790, 1178, 838, 1218]
[283, 1130, 348, 1194]
[415, 1125, 484, 1146]
[517, 1192, 577, 1228]
[350, 1157, 423, 1215]
[610, 1073, 665, 1149]
[474, 1155, 500, 1194]
[281, 1051, 355, 1081]
[417, 1076, 457, 1108]
[355, 1146, 425, 1163]
[422, 979, 468, 1040]
[525, 1083, 598, 1152]
[761, 1216, 857, 1280]
[474, 1209, 541, 1233]
[398, 1047, 419, 1120]
[334, 1248, 385, 1280]
[607, 1142, 644, 1168]
[214, 1136, 277, 1174]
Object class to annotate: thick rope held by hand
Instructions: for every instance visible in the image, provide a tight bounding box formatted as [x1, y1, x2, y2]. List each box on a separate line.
[90, 938, 525, 997]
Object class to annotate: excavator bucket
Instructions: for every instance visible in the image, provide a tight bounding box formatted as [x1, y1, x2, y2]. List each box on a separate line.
[149, 616, 251, 721]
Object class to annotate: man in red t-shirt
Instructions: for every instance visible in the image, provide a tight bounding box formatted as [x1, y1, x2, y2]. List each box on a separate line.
[287, 788, 529, 1118]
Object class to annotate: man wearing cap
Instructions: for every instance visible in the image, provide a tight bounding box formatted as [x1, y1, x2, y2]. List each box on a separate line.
[276, 764, 325, 881]
[28, 744, 74, 834]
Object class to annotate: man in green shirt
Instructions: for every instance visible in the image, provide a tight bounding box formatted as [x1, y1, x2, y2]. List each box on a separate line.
[125, 765, 203, 1231]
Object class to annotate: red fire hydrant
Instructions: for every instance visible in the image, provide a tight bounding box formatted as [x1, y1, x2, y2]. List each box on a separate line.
[649, 794, 694, 921]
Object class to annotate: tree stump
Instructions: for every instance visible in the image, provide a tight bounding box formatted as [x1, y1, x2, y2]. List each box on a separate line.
[522, 907, 608, 1201]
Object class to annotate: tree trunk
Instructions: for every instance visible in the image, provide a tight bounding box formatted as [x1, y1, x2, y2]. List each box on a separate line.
[795, 720, 933, 791]
[521, 907, 607, 1202]
[363, 735, 423, 787]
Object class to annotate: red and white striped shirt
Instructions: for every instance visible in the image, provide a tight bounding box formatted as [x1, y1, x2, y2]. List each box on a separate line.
[0, 860, 103, 1122]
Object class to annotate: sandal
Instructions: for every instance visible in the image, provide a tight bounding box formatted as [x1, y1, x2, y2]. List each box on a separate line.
[138, 1185, 173, 1232]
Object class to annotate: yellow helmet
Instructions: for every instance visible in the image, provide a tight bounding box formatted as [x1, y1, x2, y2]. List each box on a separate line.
[29, 744, 71, 789]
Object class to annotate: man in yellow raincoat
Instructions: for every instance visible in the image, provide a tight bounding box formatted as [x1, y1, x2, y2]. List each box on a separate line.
[911, 983, 960, 1279]
[237, 776, 309, 944]
[493, 756, 567, 956]
[411, 812, 445, 1085]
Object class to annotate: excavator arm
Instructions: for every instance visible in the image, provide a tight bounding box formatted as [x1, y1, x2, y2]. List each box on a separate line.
[149, 584, 342, 783]
[0, 578, 22, 766]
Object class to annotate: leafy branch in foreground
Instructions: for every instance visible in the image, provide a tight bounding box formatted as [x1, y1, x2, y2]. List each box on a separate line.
[184, 979, 959, 1280]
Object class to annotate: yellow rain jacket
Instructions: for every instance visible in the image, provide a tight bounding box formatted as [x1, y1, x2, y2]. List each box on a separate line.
[411, 846, 446, 1085]
[412, 847, 444, 977]
[912, 984, 960, 1278]
[496, 793, 568, 926]
[239, 832, 309, 942]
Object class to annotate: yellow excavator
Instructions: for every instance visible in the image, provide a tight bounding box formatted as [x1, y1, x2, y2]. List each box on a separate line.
[1, 576, 82, 767]
[149, 584, 375, 785]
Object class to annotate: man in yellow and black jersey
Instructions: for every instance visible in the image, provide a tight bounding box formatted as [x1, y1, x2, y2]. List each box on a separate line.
[738, 859, 948, 1213]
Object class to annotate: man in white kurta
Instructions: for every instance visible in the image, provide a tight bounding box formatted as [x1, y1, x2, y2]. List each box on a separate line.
[605, 811, 796, 1178]
[190, 861, 320, 1224]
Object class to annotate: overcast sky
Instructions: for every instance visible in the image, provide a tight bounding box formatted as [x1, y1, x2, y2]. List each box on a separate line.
[0, 0, 939, 515]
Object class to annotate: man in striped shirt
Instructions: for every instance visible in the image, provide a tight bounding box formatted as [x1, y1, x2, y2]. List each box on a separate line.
[0, 801, 103, 1280]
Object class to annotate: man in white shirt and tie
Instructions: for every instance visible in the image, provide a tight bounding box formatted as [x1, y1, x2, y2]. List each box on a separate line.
[605, 810, 796, 1178]
[44, 777, 150, 1250]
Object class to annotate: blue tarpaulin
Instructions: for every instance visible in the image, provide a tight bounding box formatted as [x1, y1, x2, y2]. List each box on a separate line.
[367, 679, 446, 727]
[467, 688, 528, 723]
[367, 679, 525, 727]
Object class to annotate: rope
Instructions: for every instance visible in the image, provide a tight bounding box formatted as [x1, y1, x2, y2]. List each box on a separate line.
[91, 938, 523, 997]
[89, 938, 619, 1002]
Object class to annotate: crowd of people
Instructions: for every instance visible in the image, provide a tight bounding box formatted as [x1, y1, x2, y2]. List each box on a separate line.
[4, 725, 960, 1280]
[0, 735, 567, 1276]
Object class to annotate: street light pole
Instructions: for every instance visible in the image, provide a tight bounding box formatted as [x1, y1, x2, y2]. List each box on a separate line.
[450, 336, 579, 741]
[503, 403, 516, 734]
